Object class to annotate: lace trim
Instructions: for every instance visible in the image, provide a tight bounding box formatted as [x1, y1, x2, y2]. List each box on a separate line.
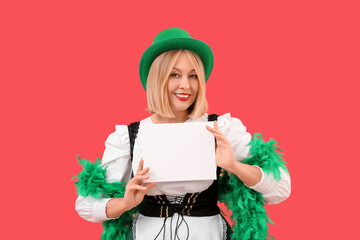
[221, 215, 227, 240]
[132, 213, 139, 240]
[165, 194, 185, 204]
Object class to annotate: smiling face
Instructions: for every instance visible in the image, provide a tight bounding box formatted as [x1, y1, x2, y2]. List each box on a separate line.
[167, 52, 199, 115]
[146, 49, 207, 119]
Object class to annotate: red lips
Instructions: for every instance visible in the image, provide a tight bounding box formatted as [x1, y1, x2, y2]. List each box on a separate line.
[174, 93, 191, 101]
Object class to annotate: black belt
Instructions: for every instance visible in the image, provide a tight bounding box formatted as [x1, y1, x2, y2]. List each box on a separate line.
[140, 168, 221, 217]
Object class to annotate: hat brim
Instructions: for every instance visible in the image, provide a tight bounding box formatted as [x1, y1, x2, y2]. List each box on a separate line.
[139, 38, 214, 90]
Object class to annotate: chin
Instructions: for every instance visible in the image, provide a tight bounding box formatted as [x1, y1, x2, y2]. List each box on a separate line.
[171, 102, 195, 113]
[173, 105, 191, 112]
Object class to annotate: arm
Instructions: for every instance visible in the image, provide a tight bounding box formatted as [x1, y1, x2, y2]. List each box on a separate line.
[229, 163, 291, 204]
[105, 159, 157, 218]
[206, 114, 291, 204]
[75, 196, 113, 223]
[75, 126, 157, 222]
[75, 125, 131, 222]
[226, 161, 262, 187]
[75, 160, 156, 221]
[206, 121, 262, 187]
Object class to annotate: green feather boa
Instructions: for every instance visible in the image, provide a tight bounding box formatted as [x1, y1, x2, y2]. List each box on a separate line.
[218, 133, 288, 239]
[73, 157, 140, 240]
[73, 133, 288, 240]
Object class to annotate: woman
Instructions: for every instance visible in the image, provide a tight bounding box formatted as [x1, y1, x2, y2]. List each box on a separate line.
[75, 28, 291, 240]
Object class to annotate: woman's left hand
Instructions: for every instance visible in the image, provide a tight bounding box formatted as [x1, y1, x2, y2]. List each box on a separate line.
[206, 121, 237, 172]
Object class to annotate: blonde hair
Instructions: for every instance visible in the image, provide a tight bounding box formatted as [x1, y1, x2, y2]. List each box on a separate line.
[146, 49, 208, 119]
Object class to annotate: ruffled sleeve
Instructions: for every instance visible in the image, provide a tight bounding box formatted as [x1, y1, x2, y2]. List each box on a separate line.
[217, 113, 291, 204]
[75, 125, 132, 222]
[217, 113, 252, 162]
[101, 125, 132, 183]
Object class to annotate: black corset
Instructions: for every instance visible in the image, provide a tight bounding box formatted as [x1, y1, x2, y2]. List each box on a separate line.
[140, 167, 221, 217]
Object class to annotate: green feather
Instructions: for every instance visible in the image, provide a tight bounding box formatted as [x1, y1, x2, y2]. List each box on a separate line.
[218, 133, 288, 239]
[72, 155, 140, 240]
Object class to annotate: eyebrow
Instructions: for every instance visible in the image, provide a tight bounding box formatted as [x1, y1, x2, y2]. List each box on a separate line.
[172, 67, 196, 72]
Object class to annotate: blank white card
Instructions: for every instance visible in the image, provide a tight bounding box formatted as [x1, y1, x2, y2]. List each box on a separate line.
[142, 121, 216, 183]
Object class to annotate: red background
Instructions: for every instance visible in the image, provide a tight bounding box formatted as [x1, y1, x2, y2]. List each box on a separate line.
[1, 0, 359, 239]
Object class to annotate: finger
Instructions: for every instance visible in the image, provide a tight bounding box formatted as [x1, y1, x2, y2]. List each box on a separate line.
[137, 166, 150, 176]
[214, 134, 231, 145]
[144, 182, 157, 191]
[137, 159, 144, 174]
[128, 172, 149, 184]
[214, 121, 219, 130]
[128, 185, 147, 191]
[132, 175, 150, 183]
[206, 125, 217, 134]
[206, 125, 214, 133]
[213, 135, 221, 143]
[206, 125, 222, 135]
[213, 132, 225, 140]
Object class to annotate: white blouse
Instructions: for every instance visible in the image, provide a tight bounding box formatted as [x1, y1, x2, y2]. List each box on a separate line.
[75, 113, 291, 239]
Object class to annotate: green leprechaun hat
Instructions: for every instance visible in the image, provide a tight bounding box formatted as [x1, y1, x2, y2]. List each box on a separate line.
[139, 28, 214, 91]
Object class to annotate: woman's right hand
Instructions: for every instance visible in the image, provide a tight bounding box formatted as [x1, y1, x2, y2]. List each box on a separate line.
[122, 159, 157, 211]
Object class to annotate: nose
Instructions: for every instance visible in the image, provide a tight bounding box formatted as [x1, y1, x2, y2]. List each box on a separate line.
[179, 75, 190, 89]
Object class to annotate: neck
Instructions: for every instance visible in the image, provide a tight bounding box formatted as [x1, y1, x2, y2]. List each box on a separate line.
[152, 110, 189, 124]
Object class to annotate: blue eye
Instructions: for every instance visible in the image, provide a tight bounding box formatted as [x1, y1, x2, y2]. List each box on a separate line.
[170, 73, 180, 77]
[190, 74, 198, 78]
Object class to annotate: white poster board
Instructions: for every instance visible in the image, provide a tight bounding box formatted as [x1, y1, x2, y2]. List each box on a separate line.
[141, 121, 216, 183]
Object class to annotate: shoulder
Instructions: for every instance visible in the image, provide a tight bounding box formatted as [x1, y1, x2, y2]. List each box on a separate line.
[105, 116, 153, 148]
[106, 116, 151, 145]
[104, 125, 130, 149]
[189, 112, 248, 133]
[214, 112, 248, 134]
